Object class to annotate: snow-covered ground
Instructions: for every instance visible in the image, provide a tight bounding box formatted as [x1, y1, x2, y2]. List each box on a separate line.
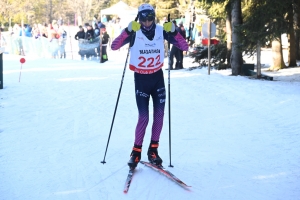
[0, 48, 300, 200]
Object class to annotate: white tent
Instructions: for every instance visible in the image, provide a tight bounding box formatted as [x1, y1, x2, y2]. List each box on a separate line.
[100, 1, 137, 16]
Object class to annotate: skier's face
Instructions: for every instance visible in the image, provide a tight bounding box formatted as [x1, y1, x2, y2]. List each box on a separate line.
[139, 9, 155, 28]
[140, 20, 153, 28]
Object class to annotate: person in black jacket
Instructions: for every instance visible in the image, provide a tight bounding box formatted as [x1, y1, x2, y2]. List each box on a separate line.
[85, 24, 94, 40]
[176, 22, 186, 69]
[100, 24, 110, 63]
[74, 26, 85, 40]
[169, 20, 180, 70]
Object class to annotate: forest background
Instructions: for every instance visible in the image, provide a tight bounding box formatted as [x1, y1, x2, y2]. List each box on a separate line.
[1, 0, 300, 75]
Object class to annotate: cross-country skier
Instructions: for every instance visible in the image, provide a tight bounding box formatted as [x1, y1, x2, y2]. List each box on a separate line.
[111, 3, 188, 170]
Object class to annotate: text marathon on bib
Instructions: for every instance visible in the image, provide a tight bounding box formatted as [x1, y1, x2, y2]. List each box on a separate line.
[139, 49, 161, 54]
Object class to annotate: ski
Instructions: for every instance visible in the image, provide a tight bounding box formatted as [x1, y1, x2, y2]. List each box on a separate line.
[140, 161, 191, 188]
[123, 169, 134, 193]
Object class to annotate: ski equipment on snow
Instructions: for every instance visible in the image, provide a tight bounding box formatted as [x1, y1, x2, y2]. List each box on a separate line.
[167, 14, 174, 168]
[123, 169, 134, 193]
[101, 15, 139, 165]
[140, 161, 191, 188]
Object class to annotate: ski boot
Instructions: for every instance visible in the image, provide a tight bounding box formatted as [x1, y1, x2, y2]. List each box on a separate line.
[128, 145, 142, 170]
[147, 141, 163, 166]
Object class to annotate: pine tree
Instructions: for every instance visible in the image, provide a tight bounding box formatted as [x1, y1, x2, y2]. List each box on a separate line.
[240, 0, 291, 70]
[148, 0, 178, 21]
[199, 0, 242, 75]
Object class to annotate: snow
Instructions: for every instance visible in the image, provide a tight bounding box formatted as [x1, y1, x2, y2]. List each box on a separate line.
[1, 49, 300, 200]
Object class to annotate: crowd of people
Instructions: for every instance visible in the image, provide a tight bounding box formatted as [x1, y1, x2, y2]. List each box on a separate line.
[76, 15, 197, 67]
[74, 19, 113, 62]
[74, 18, 122, 42]
[3, 13, 201, 63]
[10, 21, 67, 41]
[8, 20, 67, 58]
[73, 15, 132, 61]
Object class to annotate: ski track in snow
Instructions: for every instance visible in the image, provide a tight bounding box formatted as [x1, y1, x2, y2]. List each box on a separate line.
[0, 51, 300, 200]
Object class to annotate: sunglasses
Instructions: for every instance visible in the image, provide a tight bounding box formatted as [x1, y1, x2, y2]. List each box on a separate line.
[139, 11, 155, 22]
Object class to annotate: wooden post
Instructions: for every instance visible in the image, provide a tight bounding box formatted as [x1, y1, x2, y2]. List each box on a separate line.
[208, 19, 211, 75]
[21, 20, 25, 56]
[0, 49, 3, 89]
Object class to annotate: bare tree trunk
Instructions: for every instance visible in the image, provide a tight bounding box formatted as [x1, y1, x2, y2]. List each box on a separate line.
[287, 3, 297, 66]
[231, 0, 243, 75]
[226, 9, 232, 67]
[257, 41, 261, 78]
[49, 0, 53, 24]
[270, 38, 286, 71]
[294, 2, 300, 60]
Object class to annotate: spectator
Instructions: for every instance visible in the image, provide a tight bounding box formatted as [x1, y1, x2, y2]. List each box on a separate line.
[102, 15, 107, 23]
[26, 24, 32, 37]
[185, 23, 190, 44]
[99, 24, 109, 63]
[161, 16, 168, 57]
[177, 22, 186, 69]
[47, 24, 56, 40]
[92, 15, 98, 28]
[41, 23, 48, 38]
[20, 24, 32, 37]
[94, 23, 100, 37]
[85, 24, 94, 40]
[114, 17, 122, 35]
[97, 21, 103, 30]
[52, 21, 60, 39]
[169, 20, 180, 70]
[58, 26, 67, 58]
[107, 23, 114, 49]
[0, 27, 7, 47]
[32, 24, 40, 39]
[11, 24, 21, 36]
[74, 25, 85, 40]
[57, 17, 63, 26]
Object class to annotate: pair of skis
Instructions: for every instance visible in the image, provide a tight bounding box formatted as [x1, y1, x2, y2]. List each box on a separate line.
[124, 161, 191, 193]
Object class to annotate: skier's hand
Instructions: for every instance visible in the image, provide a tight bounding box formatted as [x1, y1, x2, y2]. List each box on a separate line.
[163, 22, 175, 33]
[127, 21, 140, 32]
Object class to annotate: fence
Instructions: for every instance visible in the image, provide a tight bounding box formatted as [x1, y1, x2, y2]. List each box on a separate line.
[0, 32, 67, 58]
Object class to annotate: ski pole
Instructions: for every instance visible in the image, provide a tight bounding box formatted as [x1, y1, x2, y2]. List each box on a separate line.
[101, 15, 138, 164]
[167, 14, 174, 168]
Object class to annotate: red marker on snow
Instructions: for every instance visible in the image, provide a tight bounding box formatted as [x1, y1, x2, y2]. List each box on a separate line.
[19, 57, 26, 82]
[20, 58, 26, 64]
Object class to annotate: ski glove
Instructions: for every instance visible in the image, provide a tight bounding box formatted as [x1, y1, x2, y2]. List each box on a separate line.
[163, 22, 175, 33]
[127, 21, 141, 32]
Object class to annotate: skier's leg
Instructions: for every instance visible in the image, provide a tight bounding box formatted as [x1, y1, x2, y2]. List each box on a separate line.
[134, 83, 150, 145]
[128, 73, 151, 168]
[150, 70, 165, 142]
[148, 69, 165, 165]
